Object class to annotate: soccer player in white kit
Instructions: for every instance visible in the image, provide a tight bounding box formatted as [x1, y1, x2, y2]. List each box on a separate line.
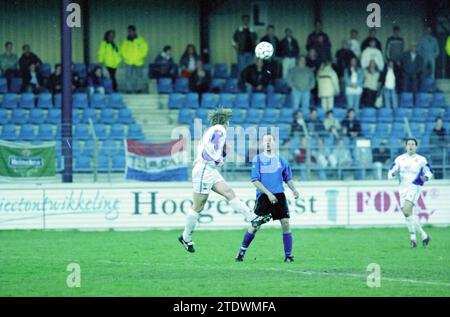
[178, 109, 271, 253]
[388, 138, 433, 248]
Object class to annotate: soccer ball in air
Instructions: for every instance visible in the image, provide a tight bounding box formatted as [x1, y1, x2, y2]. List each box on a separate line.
[255, 41, 274, 60]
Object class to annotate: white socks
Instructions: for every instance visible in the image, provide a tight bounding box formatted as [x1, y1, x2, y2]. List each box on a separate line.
[413, 217, 428, 240]
[405, 215, 416, 241]
[182, 209, 200, 242]
[229, 197, 253, 222]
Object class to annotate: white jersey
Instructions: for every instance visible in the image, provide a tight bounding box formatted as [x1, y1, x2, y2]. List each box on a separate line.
[194, 124, 227, 167]
[388, 153, 433, 187]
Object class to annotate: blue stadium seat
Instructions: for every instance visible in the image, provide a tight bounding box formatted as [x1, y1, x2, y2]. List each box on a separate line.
[194, 108, 209, 123]
[267, 93, 284, 108]
[81, 108, 97, 124]
[102, 78, 113, 94]
[316, 108, 326, 121]
[361, 107, 376, 123]
[229, 109, 245, 125]
[213, 63, 228, 79]
[245, 109, 261, 124]
[361, 123, 372, 136]
[90, 93, 106, 109]
[46, 108, 61, 125]
[399, 92, 413, 108]
[97, 155, 110, 172]
[420, 78, 436, 93]
[230, 64, 239, 78]
[251, 93, 266, 109]
[168, 93, 184, 110]
[11, 108, 28, 124]
[39, 63, 52, 78]
[201, 93, 216, 109]
[10, 77, 22, 93]
[74, 155, 91, 172]
[118, 108, 134, 124]
[174, 78, 189, 93]
[261, 108, 278, 125]
[73, 63, 87, 78]
[234, 93, 249, 109]
[274, 78, 290, 94]
[185, 93, 199, 109]
[19, 124, 35, 141]
[2, 93, 18, 109]
[333, 108, 346, 121]
[410, 108, 427, 122]
[391, 124, 406, 138]
[73, 93, 88, 109]
[108, 93, 124, 109]
[37, 92, 53, 109]
[431, 92, 447, 108]
[279, 108, 294, 124]
[414, 92, 430, 108]
[428, 107, 444, 120]
[88, 63, 101, 74]
[377, 107, 393, 123]
[178, 109, 194, 125]
[157, 78, 173, 94]
[99, 108, 115, 125]
[72, 140, 83, 157]
[111, 155, 125, 171]
[0, 108, 8, 125]
[37, 124, 54, 141]
[210, 78, 225, 92]
[409, 122, 422, 137]
[72, 109, 81, 124]
[109, 123, 125, 140]
[224, 78, 239, 93]
[374, 123, 389, 138]
[1, 124, 17, 140]
[0, 77, 7, 93]
[29, 108, 45, 125]
[74, 123, 90, 140]
[101, 139, 117, 157]
[54, 93, 62, 108]
[278, 124, 291, 142]
[394, 107, 410, 121]
[127, 124, 144, 140]
[219, 93, 234, 108]
[94, 124, 107, 140]
[83, 140, 95, 157]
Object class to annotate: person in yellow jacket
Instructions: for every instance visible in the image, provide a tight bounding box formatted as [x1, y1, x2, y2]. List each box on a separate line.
[446, 35, 450, 57]
[98, 30, 121, 92]
[120, 25, 149, 93]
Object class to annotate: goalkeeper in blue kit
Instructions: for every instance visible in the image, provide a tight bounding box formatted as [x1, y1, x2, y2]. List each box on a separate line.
[235, 133, 300, 262]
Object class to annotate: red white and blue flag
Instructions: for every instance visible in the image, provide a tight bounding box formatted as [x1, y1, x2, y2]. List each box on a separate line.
[125, 139, 189, 181]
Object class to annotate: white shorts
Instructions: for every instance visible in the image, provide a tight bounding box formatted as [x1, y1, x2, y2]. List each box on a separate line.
[192, 162, 225, 194]
[399, 185, 421, 209]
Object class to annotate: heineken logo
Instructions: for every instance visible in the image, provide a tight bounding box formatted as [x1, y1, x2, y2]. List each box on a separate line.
[8, 155, 44, 168]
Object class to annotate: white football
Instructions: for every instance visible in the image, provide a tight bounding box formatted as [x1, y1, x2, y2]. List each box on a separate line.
[255, 41, 274, 60]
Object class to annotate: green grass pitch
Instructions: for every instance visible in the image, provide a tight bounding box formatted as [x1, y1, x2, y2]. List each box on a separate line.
[0, 227, 449, 296]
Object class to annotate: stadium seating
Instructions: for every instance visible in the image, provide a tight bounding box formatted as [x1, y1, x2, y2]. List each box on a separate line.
[168, 93, 184, 110]
[102, 78, 113, 94]
[274, 79, 290, 94]
[73, 93, 88, 109]
[399, 92, 413, 108]
[72, 109, 81, 124]
[90, 93, 106, 109]
[230, 64, 239, 78]
[10, 77, 22, 93]
[19, 124, 35, 141]
[267, 93, 284, 108]
[1, 124, 17, 140]
[118, 108, 134, 124]
[250, 93, 266, 109]
[108, 93, 124, 109]
[11, 108, 28, 125]
[377, 107, 393, 123]
[0, 108, 9, 125]
[74, 123, 90, 140]
[219, 93, 234, 108]
[37, 124, 54, 141]
[234, 93, 250, 109]
[410, 108, 427, 122]
[37, 92, 53, 108]
[39, 63, 52, 78]
[0, 77, 8, 93]
[54, 93, 62, 108]
[82, 140, 95, 157]
[279, 108, 294, 124]
[174, 78, 189, 93]
[74, 155, 91, 172]
[111, 155, 126, 171]
[29, 108, 45, 124]
[93, 124, 108, 140]
[127, 124, 144, 140]
[431, 92, 447, 107]
[213, 63, 228, 79]
[99, 108, 115, 125]
[178, 108, 194, 125]
[361, 108, 376, 123]
[73, 63, 87, 78]
[261, 108, 278, 125]
[47, 108, 61, 125]
[245, 109, 261, 124]
[2, 93, 18, 109]
[229, 109, 245, 125]
[82, 108, 97, 123]
[157, 78, 173, 94]
[414, 92, 430, 108]
[210, 78, 225, 93]
[109, 123, 125, 140]
[185, 93, 199, 109]
[200, 93, 216, 109]
[224, 78, 239, 93]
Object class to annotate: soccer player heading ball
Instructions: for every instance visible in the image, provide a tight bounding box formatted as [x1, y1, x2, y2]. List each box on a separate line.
[235, 133, 300, 262]
[178, 108, 271, 253]
[388, 138, 433, 248]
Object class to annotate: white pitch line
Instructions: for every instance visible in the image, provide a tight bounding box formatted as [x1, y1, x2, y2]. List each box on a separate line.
[268, 268, 450, 288]
[97, 259, 450, 288]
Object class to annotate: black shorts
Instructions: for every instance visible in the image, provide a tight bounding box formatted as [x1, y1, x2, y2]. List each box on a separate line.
[254, 192, 290, 220]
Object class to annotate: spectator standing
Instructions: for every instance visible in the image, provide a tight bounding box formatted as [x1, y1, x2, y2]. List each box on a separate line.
[380, 60, 400, 110]
[279, 28, 300, 79]
[306, 20, 331, 52]
[260, 25, 280, 59]
[305, 48, 321, 74]
[189, 60, 211, 94]
[286, 56, 315, 113]
[0, 41, 19, 88]
[232, 14, 258, 73]
[179, 44, 199, 78]
[348, 29, 361, 58]
[317, 62, 339, 111]
[46, 64, 62, 94]
[361, 29, 382, 52]
[120, 25, 149, 93]
[323, 110, 341, 139]
[153, 45, 177, 80]
[239, 58, 273, 94]
[385, 26, 404, 65]
[400, 43, 424, 93]
[335, 40, 356, 78]
[362, 60, 380, 107]
[429, 117, 448, 179]
[361, 39, 384, 70]
[344, 57, 364, 114]
[315, 34, 332, 64]
[417, 26, 440, 79]
[18, 44, 41, 75]
[97, 30, 121, 92]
